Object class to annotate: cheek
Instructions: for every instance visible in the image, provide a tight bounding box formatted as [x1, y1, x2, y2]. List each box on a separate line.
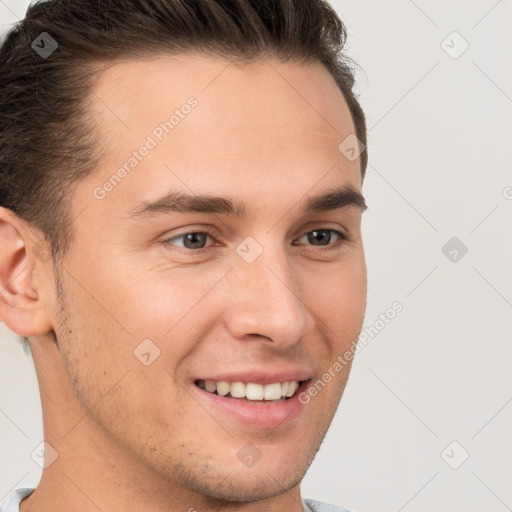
[55, 251, 229, 398]
[54, 283, 186, 448]
[305, 257, 367, 338]
[52, 269, 149, 409]
[103, 260, 230, 341]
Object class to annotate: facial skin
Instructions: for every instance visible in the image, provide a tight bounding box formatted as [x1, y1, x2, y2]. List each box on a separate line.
[0, 54, 366, 512]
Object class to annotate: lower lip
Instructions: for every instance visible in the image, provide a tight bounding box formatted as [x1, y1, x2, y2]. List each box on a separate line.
[192, 381, 310, 429]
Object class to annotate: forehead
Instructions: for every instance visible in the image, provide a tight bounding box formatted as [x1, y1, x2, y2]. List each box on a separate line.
[79, 53, 361, 218]
[90, 52, 353, 125]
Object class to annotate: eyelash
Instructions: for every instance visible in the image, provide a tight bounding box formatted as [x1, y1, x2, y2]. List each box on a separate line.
[163, 227, 348, 252]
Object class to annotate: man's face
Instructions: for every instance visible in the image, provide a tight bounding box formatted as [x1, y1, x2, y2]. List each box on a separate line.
[50, 54, 366, 501]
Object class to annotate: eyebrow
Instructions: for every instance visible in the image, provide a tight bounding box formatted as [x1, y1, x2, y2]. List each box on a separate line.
[126, 185, 367, 220]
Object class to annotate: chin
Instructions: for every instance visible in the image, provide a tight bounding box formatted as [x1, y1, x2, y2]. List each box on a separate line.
[155, 448, 309, 504]
[190, 467, 304, 503]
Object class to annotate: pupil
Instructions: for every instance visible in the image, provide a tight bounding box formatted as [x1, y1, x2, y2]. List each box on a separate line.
[308, 230, 331, 245]
[185, 233, 206, 249]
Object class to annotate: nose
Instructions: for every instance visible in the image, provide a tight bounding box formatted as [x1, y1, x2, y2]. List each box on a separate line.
[222, 247, 315, 348]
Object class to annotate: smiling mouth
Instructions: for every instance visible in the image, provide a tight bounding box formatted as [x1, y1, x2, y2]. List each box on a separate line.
[194, 379, 309, 403]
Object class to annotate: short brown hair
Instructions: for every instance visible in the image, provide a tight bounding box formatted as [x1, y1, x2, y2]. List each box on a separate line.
[0, 0, 367, 264]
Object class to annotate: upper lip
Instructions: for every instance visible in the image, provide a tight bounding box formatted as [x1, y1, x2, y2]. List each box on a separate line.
[194, 368, 312, 386]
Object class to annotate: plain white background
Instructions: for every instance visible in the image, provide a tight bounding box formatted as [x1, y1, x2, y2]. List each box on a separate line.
[1, 1, 511, 511]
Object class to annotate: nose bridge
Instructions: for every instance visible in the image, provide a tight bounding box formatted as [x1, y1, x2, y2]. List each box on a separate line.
[223, 244, 314, 345]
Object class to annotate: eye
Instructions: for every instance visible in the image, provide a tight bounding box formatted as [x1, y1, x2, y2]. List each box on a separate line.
[163, 227, 347, 253]
[164, 231, 214, 250]
[295, 229, 346, 248]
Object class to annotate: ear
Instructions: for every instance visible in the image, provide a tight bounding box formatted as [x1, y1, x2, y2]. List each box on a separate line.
[0, 207, 54, 336]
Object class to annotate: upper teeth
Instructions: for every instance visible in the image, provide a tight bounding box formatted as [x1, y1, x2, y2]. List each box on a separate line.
[196, 380, 300, 400]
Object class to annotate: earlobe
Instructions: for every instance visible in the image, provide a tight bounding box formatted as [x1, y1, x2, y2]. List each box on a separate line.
[0, 207, 53, 336]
